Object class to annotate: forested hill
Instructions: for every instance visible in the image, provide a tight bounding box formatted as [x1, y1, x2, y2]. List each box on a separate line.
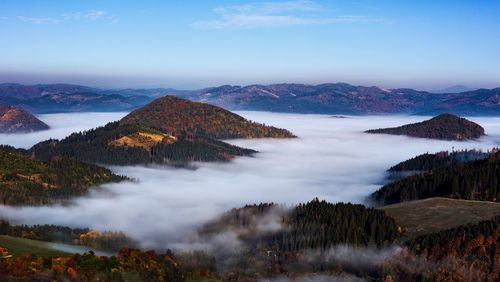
[371, 155, 500, 206]
[0, 106, 49, 133]
[0, 146, 126, 205]
[31, 122, 256, 166]
[389, 149, 490, 172]
[365, 113, 485, 140]
[195, 199, 400, 279]
[201, 199, 400, 250]
[0, 198, 497, 281]
[405, 215, 500, 281]
[120, 95, 296, 139]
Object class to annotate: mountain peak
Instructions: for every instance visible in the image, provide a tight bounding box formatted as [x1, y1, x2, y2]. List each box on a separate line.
[120, 95, 296, 139]
[431, 85, 477, 93]
[0, 106, 49, 133]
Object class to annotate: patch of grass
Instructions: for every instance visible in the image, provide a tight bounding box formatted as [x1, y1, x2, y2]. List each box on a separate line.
[0, 235, 68, 257]
[381, 197, 500, 238]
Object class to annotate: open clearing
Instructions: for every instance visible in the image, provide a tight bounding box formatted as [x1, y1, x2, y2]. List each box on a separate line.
[381, 197, 500, 237]
[0, 235, 68, 257]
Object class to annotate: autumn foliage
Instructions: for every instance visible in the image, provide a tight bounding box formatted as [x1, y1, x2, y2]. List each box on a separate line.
[120, 95, 296, 139]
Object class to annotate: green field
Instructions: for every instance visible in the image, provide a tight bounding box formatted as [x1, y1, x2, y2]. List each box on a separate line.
[381, 197, 500, 237]
[0, 235, 68, 257]
[0, 235, 114, 258]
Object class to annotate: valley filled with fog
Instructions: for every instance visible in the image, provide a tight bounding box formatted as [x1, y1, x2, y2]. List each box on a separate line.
[1, 111, 500, 249]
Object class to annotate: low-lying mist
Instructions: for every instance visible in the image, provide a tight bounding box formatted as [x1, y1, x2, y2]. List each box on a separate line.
[1, 112, 499, 249]
[0, 112, 128, 149]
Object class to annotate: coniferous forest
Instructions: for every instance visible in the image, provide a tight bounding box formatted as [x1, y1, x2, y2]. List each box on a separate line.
[388, 149, 489, 172]
[0, 146, 127, 205]
[31, 122, 256, 166]
[365, 113, 485, 140]
[372, 156, 500, 205]
[0, 198, 498, 281]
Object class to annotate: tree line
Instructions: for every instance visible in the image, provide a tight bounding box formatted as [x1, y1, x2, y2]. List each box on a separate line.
[0, 146, 127, 205]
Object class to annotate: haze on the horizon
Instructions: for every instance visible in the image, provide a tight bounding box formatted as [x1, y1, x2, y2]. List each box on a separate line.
[0, 0, 499, 90]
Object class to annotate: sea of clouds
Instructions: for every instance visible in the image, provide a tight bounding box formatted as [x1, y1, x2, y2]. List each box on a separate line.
[1, 111, 499, 249]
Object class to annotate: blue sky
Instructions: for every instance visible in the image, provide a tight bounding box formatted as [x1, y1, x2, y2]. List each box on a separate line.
[0, 0, 498, 90]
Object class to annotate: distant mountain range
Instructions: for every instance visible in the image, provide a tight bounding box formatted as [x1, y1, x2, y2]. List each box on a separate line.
[0, 83, 151, 113]
[430, 84, 478, 93]
[1, 82, 500, 115]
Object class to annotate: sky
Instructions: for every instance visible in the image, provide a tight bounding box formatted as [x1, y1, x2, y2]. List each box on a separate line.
[0, 0, 499, 90]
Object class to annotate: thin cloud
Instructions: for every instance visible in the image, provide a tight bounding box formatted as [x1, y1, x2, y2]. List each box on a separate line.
[213, 0, 320, 15]
[17, 10, 117, 25]
[62, 10, 118, 23]
[191, 0, 382, 29]
[17, 16, 61, 24]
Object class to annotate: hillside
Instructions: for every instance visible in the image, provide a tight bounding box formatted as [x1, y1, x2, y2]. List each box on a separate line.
[404, 215, 500, 281]
[365, 113, 485, 140]
[389, 149, 489, 172]
[0, 199, 400, 281]
[381, 197, 500, 237]
[0, 106, 49, 133]
[0, 199, 497, 281]
[195, 199, 400, 279]
[0, 219, 136, 253]
[0, 146, 126, 205]
[201, 199, 399, 249]
[120, 95, 295, 139]
[371, 156, 500, 206]
[31, 122, 256, 166]
[0, 235, 69, 257]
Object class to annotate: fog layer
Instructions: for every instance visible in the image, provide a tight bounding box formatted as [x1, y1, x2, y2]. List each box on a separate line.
[1, 112, 499, 249]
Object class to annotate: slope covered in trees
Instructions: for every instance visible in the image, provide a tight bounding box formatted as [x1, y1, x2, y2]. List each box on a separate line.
[202, 199, 400, 250]
[389, 149, 489, 172]
[31, 122, 256, 166]
[0, 146, 126, 205]
[0, 220, 136, 253]
[0, 106, 49, 133]
[198, 199, 400, 278]
[371, 156, 500, 206]
[404, 215, 500, 281]
[120, 95, 296, 139]
[366, 113, 485, 140]
[0, 198, 497, 281]
[0, 220, 88, 245]
[0, 247, 184, 281]
[0, 199, 399, 281]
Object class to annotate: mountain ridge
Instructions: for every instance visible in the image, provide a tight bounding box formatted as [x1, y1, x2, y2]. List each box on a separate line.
[1, 82, 500, 115]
